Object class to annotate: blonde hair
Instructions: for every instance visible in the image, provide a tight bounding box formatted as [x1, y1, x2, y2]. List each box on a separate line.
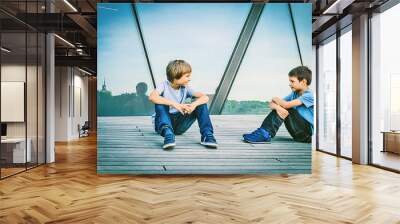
[166, 59, 192, 82]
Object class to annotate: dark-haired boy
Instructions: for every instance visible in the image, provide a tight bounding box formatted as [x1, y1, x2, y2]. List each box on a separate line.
[243, 66, 314, 143]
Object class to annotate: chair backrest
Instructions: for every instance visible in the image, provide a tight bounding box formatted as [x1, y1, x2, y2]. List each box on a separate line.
[82, 121, 90, 129]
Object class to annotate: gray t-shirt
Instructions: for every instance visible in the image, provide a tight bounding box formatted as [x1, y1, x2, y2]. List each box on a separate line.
[156, 80, 196, 113]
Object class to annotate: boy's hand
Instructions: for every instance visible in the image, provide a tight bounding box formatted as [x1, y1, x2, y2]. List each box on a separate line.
[276, 106, 289, 119]
[173, 103, 189, 115]
[272, 97, 282, 105]
[269, 101, 278, 110]
[184, 103, 197, 114]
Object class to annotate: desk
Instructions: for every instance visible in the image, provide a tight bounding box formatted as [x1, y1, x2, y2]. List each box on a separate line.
[382, 131, 400, 154]
[1, 138, 31, 163]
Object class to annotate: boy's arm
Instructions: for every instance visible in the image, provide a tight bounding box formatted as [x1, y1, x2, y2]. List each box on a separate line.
[190, 92, 209, 107]
[269, 101, 289, 118]
[183, 92, 209, 114]
[272, 97, 302, 109]
[149, 90, 175, 106]
[269, 101, 278, 110]
[149, 90, 187, 114]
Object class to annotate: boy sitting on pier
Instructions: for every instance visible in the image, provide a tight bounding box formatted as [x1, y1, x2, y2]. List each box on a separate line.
[149, 60, 218, 150]
[243, 66, 314, 144]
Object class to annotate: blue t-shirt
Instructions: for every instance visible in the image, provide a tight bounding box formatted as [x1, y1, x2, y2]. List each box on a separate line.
[156, 80, 196, 113]
[283, 90, 314, 131]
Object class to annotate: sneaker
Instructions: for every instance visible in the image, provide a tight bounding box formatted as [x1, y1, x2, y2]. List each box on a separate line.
[163, 129, 176, 150]
[201, 134, 218, 149]
[243, 128, 271, 144]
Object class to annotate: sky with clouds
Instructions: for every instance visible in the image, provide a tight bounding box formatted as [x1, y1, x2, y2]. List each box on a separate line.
[97, 3, 312, 101]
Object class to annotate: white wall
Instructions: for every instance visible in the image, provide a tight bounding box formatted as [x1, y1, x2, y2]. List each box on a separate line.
[1, 63, 46, 164]
[55, 67, 89, 141]
[1, 65, 26, 133]
[55, 66, 68, 141]
[1, 65, 41, 138]
[71, 72, 89, 138]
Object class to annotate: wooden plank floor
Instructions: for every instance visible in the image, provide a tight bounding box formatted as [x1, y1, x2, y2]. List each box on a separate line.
[1, 135, 400, 223]
[97, 115, 311, 174]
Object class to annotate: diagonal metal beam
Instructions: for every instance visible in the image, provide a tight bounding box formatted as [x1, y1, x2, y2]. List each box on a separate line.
[209, 3, 265, 115]
[288, 3, 303, 66]
[131, 3, 156, 89]
[0, 8, 38, 32]
[67, 13, 97, 37]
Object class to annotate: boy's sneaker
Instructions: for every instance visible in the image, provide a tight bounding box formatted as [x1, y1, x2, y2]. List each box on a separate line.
[243, 128, 271, 144]
[201, 134, 218, 149]
[162, 129, 176, 150]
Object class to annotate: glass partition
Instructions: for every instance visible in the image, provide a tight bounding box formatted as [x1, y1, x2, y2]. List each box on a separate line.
[0, 1, 46, 179]
[97, 3, 154, 116]
[1, 30, 28, 177]
[137, 3, 251, 101]
[290, 3, 312, 68]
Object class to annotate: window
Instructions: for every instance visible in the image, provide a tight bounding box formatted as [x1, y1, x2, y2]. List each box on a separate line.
[316, 26, 352, 159]
[136, 3, 250, 98]
[97, 3, 154, 116]
[339, 28, 352, 158]
[221, 3, 310, 115]
[371, 4, 400, 171]
[290, 3, 312, 68]
[317, 36, 337, 154]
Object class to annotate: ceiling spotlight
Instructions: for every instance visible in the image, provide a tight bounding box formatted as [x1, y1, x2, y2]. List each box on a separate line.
[78, 67, 93, 76]
[76, 48, 84, 55]
[1, 47, 11, 53]
[54, 34, 75, 48]
[322, 0, 354, 15]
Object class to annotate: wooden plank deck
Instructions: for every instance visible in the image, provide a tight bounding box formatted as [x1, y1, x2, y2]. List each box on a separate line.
[97, 115, 311, 174]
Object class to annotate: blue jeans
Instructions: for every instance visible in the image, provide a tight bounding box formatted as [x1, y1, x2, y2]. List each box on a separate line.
[260, 109, 312, 143]
[154, 104, 214, 137]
